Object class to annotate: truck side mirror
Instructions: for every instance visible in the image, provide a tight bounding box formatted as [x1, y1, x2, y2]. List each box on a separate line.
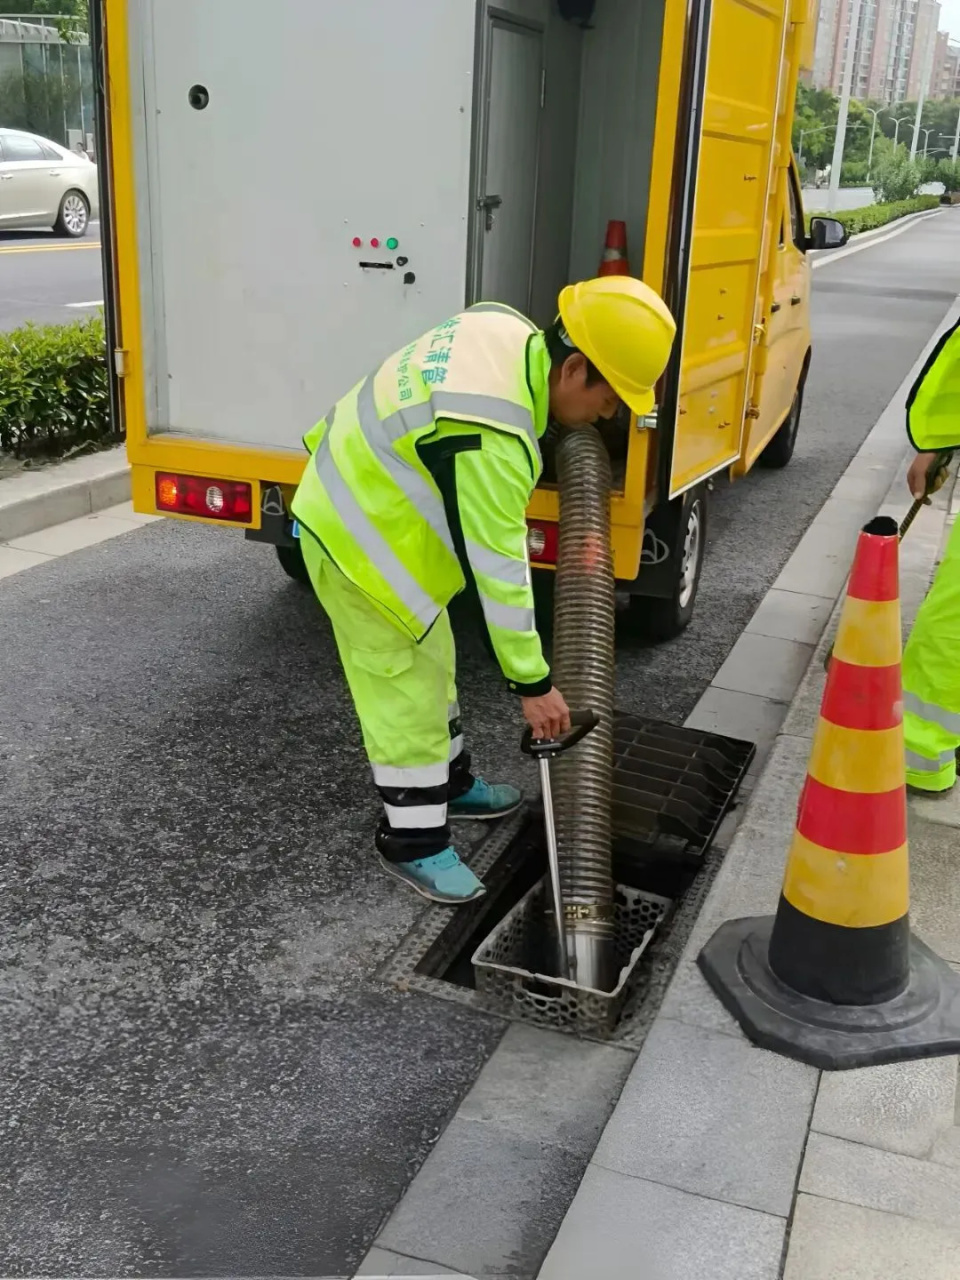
[807, 216, 848, 252]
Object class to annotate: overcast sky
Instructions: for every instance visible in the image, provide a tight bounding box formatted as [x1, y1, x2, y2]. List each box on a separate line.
[941, 0, 960, 41]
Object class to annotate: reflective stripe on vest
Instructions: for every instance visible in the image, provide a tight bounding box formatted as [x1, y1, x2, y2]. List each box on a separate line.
[313, 412, 440, 632]
[293, 307, 550, 641]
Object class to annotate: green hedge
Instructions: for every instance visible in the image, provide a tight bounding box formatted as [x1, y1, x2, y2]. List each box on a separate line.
[804, 195, 940, 238]
[0, 317, 112, 461]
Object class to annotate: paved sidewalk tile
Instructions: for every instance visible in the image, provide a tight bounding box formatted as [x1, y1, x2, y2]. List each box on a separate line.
[773, 519, 861, 598]
[538, 1164, 784, 1280]
[0, 544, 52, 580]
[910, 788, 960, 831]
[800, 1131, 960, 1231]
[593, 1018, 817, 1216]
[8, 512, 145, 557]
[710, 633, 814, 703]
[658, 959, 745, 1038]
[745, 587, 835, 645]
[456, 1024, 632, 1156]
[812, 1057, 958, 1158]
[783, 1193, 960, 1279]
[377, 1117, 583, 1279]
[909, 819, 960, 964]
[685, 687, 787, 765]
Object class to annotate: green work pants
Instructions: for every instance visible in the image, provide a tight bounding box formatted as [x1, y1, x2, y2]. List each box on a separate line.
[903, 513, 960, 792]
[301, 535, 470, 858]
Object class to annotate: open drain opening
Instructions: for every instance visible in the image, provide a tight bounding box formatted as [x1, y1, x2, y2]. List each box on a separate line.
[384, 717, 755, 1041]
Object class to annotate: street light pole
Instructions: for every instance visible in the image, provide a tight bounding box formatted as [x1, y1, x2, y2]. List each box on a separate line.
[951, 103, 960, 163]
[892, 115, 912, 147]
[910, 38, 937, 160]
[828, 0, 864, 211]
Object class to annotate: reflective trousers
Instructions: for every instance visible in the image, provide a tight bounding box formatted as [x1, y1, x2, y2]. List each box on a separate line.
[903, 513, 960, 793]
[302, 536, 473, 859]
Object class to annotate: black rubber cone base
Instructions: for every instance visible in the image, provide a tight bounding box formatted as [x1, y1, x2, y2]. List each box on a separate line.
[698, 916, 960, 1070]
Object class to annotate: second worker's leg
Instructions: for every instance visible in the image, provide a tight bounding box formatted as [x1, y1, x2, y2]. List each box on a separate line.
[903, 516, 960, 795]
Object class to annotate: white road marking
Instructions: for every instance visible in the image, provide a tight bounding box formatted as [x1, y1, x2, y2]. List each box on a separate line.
[812, 212, 941, 269]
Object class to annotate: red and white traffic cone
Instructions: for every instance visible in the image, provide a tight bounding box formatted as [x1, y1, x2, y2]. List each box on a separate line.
[598, 220, 629, 276]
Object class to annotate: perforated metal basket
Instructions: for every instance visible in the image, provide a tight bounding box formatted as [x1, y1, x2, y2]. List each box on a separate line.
[472, 877, 671, 1037]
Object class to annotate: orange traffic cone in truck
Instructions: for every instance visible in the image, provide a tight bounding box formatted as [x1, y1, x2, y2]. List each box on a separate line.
[598, 220, 630, 276]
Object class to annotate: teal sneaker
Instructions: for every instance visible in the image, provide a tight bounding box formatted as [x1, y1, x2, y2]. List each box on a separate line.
[448, 776, 523, 821]
[378, 847, 486, 904]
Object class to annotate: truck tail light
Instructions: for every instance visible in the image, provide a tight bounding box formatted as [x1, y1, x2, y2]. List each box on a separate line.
[156, 472, 253, 524]
[527, 519, 558, 565]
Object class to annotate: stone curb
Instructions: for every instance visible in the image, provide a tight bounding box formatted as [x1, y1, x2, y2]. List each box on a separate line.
[0, 445, 130, 544]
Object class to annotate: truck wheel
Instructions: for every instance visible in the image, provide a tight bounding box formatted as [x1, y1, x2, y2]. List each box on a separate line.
[54, 191, 89, 238]
[276, 542, 310, 585]
[634, 484, 708, 642]
[759, 371, 806, 470]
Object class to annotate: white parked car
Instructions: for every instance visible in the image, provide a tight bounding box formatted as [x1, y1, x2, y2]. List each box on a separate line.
[0, 128, 99, 237]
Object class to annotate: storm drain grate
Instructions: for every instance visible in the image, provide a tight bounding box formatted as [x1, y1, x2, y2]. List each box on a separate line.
[611, 714, 755, 865]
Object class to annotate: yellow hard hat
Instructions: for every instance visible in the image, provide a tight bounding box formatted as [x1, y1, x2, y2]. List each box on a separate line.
[558, 276, 677, 417]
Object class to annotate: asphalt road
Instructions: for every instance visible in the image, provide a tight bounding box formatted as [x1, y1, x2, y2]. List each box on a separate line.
[0, 222, 104, 329]
[2, 211, 960, 1278]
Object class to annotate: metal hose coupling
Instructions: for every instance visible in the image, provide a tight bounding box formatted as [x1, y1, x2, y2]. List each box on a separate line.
[550, 425, 617, 991]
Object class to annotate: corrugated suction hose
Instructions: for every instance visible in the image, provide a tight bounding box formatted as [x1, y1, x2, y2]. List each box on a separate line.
[550, 425, 616, 991]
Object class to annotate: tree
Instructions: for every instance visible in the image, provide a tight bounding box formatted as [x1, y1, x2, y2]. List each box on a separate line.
[872, 150, 921, 202]
[1, 1, 88, 40]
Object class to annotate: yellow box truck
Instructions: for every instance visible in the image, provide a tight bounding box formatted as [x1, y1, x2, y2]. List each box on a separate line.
[94, 0, 842, 638]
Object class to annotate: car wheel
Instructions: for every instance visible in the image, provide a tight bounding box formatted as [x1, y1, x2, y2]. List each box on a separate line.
[759, 372, 806, 470]
[55, 191, 89, 238]
[632, 485, 708, 642]
[275, 542, 310, 585]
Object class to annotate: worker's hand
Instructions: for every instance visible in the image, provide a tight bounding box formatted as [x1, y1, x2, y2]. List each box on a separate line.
[521, 687, 572, 741]
[908, 450, 949, 502]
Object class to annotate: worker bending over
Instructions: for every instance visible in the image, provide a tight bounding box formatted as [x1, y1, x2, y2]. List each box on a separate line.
[292, 277, 675, 903]
[902, 323, 960, 795]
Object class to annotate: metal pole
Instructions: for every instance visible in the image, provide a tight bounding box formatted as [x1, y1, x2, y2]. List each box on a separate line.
[953, 103, 960, 162]
[828, 0, 863, 211]
[867, 109, 878, 178]
[910, 40, 936, 160]
[537, 757, 570, 981]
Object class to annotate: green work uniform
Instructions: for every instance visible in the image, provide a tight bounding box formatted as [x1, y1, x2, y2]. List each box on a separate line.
[292, 302, 552, 859]
[903, 323, 960, 792]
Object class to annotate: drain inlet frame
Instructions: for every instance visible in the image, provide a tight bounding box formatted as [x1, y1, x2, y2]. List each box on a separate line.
[378, 719, 756, 1047]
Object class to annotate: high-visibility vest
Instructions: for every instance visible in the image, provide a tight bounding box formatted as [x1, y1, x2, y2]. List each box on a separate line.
[292, 302, 552, 691]
[907, 319, 960, 452]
